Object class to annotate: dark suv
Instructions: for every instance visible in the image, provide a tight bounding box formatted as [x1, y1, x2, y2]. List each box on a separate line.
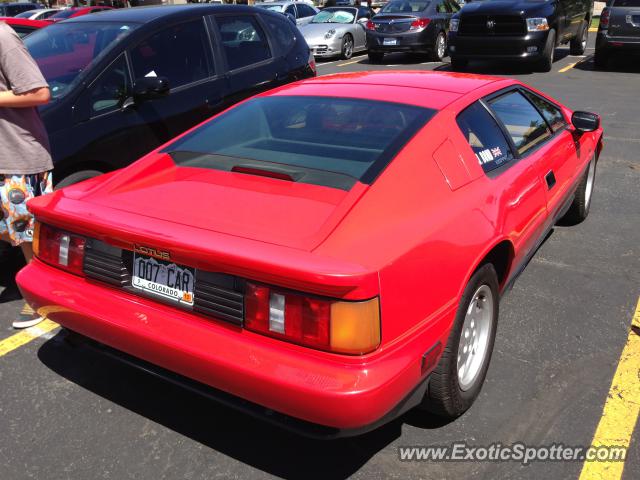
[448, 0, 594, 71]
[23, 5, 315, 186]
[595, 0, 640, 68]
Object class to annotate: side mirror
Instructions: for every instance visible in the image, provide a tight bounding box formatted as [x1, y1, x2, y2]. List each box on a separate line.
[571, 111, 600, 133]
[357, 17, 369, 24]
[133, 76, 170, 101]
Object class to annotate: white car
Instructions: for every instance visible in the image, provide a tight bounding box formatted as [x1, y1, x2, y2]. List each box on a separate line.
[255, 1, 319, 27]
[13, 8, 61, 21]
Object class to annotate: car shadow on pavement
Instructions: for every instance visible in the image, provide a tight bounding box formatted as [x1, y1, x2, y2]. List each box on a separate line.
[436, 47, 572, 75]
[37, 333, 453, 479]
[576, 56, 640, 73]
[0, 245, 24, 300]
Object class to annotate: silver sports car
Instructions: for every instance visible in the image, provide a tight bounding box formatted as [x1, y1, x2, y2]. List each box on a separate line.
[299, 7, 374, 59]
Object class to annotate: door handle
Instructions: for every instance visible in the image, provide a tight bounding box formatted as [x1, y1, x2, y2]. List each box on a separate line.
[545, 171, 556, 190]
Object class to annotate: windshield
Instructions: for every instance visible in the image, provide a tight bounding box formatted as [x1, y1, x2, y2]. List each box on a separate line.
[380, 1, 430, 13]
[163, 96, 434, 190]
[25, 22, 139, 100]
[255, 4, 285, 12]
[311, 8, 356, 23]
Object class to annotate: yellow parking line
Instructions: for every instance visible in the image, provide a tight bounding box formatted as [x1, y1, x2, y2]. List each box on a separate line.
[0, 319, 59, 357]
[558, 61, 580, 73]
[337, 59, 362, 67]
[579, 296, 640, 480]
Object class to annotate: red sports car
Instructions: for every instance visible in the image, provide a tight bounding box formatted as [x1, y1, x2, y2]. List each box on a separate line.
[1, 17, 50, 37]
[17, 71, 603, 437]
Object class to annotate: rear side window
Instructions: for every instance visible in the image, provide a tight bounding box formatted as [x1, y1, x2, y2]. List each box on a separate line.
[456, 102, 514, 173]
[488, 91, 552, 156]
[261, 13, 296, 54]
[163, 96, 435, 189]
[130, 20, 212, 88]
[216, 15, 272, 70]
[521, 90, 567, 133]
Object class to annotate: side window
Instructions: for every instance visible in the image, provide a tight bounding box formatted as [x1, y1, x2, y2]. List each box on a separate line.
[130, 20, 212, 88]
[261, 14, 296, 54]
[488, 91, 552, 156]
[216, 15, 272, 70]
[285, 4, 298, 18]
[299, 4, 316, 18]
[436, 1, 448, 13]
[456, 102, 514, 173]
[89, 54, 130, 116]
[521, 90, 568, 133]
[11, 26, 35, 39]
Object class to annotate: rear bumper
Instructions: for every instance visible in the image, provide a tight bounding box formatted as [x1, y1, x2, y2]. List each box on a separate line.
[596, 32, 640, 52]
[17, 259, 452, 434]
[448, 31, 549, 60]
[366, 29, 433, 53]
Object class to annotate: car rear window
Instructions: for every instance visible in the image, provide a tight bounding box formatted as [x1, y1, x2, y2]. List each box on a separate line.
[380, 1, 431, 13]
[163, 96, 435, 190]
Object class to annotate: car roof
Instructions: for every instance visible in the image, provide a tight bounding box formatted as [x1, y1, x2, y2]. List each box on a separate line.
[276, 71, 512, 110]
[61, 4, 262, 24]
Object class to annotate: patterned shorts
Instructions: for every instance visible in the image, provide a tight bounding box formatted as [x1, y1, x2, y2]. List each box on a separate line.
[0, 172, 53, 246]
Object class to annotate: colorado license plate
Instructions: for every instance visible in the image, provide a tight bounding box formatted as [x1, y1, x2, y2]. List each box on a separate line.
[132, 254, 195, 306]
[383, 38, 398, 46]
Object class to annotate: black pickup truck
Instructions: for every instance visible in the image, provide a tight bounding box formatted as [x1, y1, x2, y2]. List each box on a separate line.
[448, 0, 594, 71]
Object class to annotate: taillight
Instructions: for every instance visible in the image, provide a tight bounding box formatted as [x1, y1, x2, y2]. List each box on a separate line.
[33, 221, 86, 276]
[410, 18, 431, 30]
[366, 20, 375, 31]
[600, 8, 610, 29]
[245, 283, 380, 355]
[308, 50, 316, 76]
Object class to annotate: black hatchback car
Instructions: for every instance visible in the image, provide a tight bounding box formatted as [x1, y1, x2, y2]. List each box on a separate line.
[365, 0, 460, 63]
[24, 5, 315, 186]
[595, 0, 640, 68]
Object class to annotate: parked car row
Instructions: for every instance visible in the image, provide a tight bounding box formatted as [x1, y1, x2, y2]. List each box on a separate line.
[21, 5, 315, 187]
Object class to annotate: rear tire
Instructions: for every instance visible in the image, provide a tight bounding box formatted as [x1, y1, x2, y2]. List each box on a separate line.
[570, 20, 588, 56]
[450, 56, 467, 71]
[560, 154, 597, 225]
[594, 49, 609, 70]
[367, 51, 384, 64]
[431, 31, 447, 62]
[535, 29, 556, 72]
[420, 264, 499, 418]
[341, 34, 354, 60]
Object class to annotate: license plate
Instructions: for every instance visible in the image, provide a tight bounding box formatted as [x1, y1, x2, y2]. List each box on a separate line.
[132, 253, 195, 306]
[383, 38, 398, 46]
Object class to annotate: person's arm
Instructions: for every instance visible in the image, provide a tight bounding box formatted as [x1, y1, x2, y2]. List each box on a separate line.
[0, 87, 50, 108]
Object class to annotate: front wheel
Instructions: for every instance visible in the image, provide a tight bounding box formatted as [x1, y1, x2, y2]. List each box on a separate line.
[341, 34, 354, 60]
[560, 155, 597, 225]
[535, 29, 556, 72]
[420, 264, 499, 418]
[431, 31, 447, 62]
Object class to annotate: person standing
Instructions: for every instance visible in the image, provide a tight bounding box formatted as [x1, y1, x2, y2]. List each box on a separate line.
[0, 21, 53, 328]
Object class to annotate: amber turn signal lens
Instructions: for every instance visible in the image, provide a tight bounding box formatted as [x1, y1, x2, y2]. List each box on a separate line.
[330, 298, 380, 355]
[32, 221, 41, 258]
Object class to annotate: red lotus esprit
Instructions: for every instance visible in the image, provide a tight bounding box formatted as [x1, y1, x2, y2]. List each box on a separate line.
[17, 71, 603, 437]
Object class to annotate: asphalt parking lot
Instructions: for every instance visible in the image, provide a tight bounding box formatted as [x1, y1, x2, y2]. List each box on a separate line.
[1, 35, 639, 480]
